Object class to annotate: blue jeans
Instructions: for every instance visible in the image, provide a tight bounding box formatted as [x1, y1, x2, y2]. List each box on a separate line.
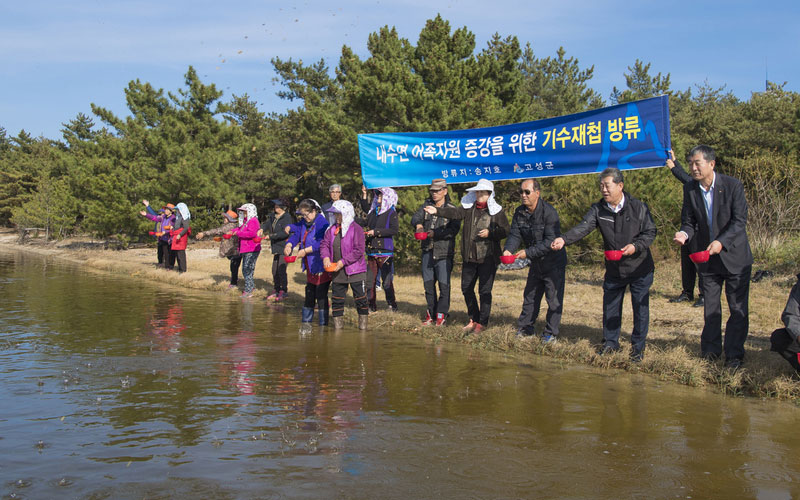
[421, 251, 453, 317]
[602, 271, 653, 352]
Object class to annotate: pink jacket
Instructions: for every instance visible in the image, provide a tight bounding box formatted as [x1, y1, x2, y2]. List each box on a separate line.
[233, 217, 262, 254]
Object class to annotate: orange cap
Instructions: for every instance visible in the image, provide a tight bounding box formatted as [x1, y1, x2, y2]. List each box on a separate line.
[223, 210, 238, 222]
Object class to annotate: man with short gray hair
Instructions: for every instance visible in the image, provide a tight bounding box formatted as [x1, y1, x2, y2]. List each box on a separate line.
[552, 167, 657, 361]
[673, 145, 752, 369]
[322, 184, 343, 226]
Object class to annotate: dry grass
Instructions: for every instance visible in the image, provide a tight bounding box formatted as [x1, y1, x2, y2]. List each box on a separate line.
[3, 230, 799, 404]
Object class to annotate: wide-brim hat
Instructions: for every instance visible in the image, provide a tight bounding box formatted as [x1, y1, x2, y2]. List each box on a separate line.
[325, 205, 342, 214]
[465, 179, 494, 192]
[163, 203, 176, 210]
[223, 210, 238, 222]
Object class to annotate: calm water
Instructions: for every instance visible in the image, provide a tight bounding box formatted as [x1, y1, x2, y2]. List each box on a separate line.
[1, 250, 799, 499]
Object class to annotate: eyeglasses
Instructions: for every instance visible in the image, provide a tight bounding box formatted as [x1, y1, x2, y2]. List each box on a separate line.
[519, 189, 533, 196]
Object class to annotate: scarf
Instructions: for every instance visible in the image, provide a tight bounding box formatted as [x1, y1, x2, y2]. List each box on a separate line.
[238, 203, 257, 222]
[175, 202, 191, 221]
[332, 200, 355, 236]
[461, 190, 502, 215]
[370, 187, 398, 216]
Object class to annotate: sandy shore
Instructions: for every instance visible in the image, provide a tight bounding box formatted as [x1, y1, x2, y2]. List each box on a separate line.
[2, 228, 799, 403]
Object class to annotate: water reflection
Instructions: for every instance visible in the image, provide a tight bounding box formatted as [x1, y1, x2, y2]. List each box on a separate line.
[0, 250, 799, 499]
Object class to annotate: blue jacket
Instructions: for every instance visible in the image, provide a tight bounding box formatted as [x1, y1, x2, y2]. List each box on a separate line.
[287, 214, 329, 274]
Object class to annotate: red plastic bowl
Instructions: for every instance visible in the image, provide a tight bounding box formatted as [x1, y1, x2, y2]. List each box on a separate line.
[324, 264, 338, 273]
[283, 256, 297, 263]
[689, 250, 710, 264]
[604, 250, 623, 261]
[223, 233, 232, 240]
[414, 232, 428, 240]
[499, 255, 516, 264]
[253, 237, 262, 243]
[213, 236, 222, 242]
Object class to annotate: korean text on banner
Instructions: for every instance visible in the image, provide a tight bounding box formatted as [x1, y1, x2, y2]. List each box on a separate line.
[358, 95, 670, 188]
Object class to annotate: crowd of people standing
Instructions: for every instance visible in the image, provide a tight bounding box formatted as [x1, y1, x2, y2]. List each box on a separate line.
[138, 144, 800, 374]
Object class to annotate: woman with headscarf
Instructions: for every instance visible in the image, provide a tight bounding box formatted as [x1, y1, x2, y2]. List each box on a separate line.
[424, 179, 510, 333]
[321, 200, 369, 330]
[170, 202, 192, 273]
[359, 186, 399, 313]
[230, 203, 261, 298]
[196, 209, 241, 289]
[285, 199, 330, 331]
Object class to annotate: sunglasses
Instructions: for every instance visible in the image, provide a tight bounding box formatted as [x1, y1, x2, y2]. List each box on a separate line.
[429, 188, 444, 193]
[519, 189, 533, 196]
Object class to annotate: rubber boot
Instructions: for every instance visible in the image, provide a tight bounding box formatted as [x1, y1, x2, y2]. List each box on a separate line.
[332, 316, 344, 330]
[319, 308, 329, 326]
[300, 307, 314, 333]
[358, 314, 368, 331]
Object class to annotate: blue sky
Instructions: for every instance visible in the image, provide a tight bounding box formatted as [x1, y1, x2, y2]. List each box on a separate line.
[2, 0, 798, 141]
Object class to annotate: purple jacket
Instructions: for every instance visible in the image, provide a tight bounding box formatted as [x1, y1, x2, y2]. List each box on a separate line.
[321, 222, 367, 276]
[145, 213, 176, 243]
[232, 217, 262, 254]
[286, 214, 329, 274]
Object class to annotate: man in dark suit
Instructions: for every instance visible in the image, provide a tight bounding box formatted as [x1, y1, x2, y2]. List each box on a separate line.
[673, 145, 753, 369]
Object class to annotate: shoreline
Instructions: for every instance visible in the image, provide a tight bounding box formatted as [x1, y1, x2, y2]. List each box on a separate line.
[2, 229, 799, 404]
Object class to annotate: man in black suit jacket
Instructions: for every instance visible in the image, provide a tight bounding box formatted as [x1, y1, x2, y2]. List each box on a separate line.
[673, 145, 753, 368]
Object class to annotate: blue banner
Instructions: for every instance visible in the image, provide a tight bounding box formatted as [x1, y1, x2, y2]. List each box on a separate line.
[358, 96, 670, 188]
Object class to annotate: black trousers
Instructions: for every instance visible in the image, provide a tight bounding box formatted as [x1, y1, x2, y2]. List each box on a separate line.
[602, 272, 653, 351]
[228, 255, 241, 285]
[518, 265, 566, 336]
[331, 279, 369, 317]
[157, 240, 169, 266]
[271, 254, 287, 292]
[304, 281, 330, 311]
[167, 247, 177, 270]
[174, 249, 187, 273]
[461, 259, 497, 326]
[680, 245, 704, 298]
[160, 241, 174, 270]
[700, 263, 751, 361]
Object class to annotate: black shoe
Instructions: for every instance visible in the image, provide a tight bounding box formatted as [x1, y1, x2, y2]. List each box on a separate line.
[693, 296, 704, 308]
[701, 352, 720, 362]
[724, 358, 743, 370]
[669, 291, 692, 303]
[630, 348, 644, 363]
[598, 344, 619, 356]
